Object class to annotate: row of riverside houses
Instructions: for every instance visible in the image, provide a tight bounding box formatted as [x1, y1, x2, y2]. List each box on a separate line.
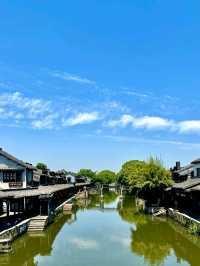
[0, 148, 88, 232]
[0, 147, 87, 191]
[167, 158, 200, 214]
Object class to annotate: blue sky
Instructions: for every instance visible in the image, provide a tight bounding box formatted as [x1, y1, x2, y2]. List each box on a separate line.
[0, 0, 200, 171]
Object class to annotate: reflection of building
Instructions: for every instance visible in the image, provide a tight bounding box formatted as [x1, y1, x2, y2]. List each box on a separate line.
[0, 214, 74, 266]
[0, 148, 36, 190]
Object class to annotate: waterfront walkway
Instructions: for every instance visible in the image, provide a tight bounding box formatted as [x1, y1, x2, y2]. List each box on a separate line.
[0, 183, 88, 199]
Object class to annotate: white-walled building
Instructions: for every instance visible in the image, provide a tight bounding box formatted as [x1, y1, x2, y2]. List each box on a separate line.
[190, 158, 200, 177]
[0, 148, 36, 190]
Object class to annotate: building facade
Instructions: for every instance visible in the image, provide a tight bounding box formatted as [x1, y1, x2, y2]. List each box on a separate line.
[0, 148, 35, 190]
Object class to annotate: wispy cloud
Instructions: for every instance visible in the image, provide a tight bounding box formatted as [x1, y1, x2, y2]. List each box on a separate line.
[0, 107, 24, 120]
[110, 235, 130, 248]
[0, 92, 54, 129]
[68, 237, 98, 250]
[0, 92, 51, 118]
[107, 114, 171, 130]
[51, 71, 96, 85]
[0, 91, 200, 136]
[31, 113, 59, 130]
[121, 88, 150, 98]
[62, 112, 100, 126]
[88, 134, 200, 149]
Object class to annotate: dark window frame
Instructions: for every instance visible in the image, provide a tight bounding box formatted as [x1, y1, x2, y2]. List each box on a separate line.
[3, 171, 17, 183]
[197, 168, 200, 177]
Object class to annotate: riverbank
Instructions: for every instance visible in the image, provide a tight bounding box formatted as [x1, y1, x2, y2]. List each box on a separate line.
[1, 192, 200, 266]
[0, 183, 89, 252]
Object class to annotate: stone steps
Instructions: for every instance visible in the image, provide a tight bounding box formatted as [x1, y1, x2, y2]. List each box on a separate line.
[28, 216, 48, 232]
[153, 208, 166, 217]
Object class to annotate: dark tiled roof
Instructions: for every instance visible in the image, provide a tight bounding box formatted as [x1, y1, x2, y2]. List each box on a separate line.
[175, 164, 193, 176]
[172, 178, 200, 190]
[0, 148, 36, 170]
[191, 158, 200, 164]
[189, 184, 200, 192]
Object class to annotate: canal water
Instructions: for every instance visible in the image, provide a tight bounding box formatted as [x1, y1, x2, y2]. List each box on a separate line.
[1, 191, 200, 266]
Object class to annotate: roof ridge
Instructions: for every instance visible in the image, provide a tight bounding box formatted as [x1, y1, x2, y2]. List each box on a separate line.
[0, 148, 35, 170]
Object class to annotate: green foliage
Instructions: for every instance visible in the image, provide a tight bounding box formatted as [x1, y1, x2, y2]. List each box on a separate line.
[118, 157, 173, 193]
[95, 170, 116, 184]
[144, 156, 173, 190]
[118, 160, 146, 191]
[187, 221, 200, 235]
[76, 169, 96, 180]
[36, 162, 47, 171]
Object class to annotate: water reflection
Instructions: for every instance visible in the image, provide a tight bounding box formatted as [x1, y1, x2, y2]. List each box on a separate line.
[1, 192, 200, 266]
[0, 213, 74, 266]
[118, 195, 200, 266]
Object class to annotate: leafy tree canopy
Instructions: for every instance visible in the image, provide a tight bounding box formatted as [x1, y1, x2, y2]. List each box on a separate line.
[118, 160, 146, 190]
[118, 157, 173, 193]
[36, 162, 48, 171]
[76, 169, 96, 179]
[95, 170, 116, 184]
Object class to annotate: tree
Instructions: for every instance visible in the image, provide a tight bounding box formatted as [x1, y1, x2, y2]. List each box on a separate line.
[117, 160, 146, 192]
[95, 170, 116, 184]
[144, 157, 173, 191]
[76, 169, 96, 180]
[117, 158, 173, 195]
[36, 162, 48, 171]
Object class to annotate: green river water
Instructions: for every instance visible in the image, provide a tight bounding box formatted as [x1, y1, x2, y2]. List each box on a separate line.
[1, 191, 200, 266]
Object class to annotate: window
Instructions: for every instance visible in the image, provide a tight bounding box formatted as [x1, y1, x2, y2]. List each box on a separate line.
[196, 168, 200, 177]
[3, 172, 16, 183]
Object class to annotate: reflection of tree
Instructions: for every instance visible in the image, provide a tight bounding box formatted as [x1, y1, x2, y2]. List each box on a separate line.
[118, 196, 148, 225]
[168, 220, 200, 266]
[118, 196, 171, 265]
[103, 191, 118, 204]
[75, 194, 99, 210]
[131, 218, 200, 266]
[131, 221, 171, 266]
[75, 191, 118, 210]
[118, 195, 200, 266]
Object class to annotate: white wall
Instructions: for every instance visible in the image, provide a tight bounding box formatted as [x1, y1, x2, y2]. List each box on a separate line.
[0, 169, 26, 190]
[0, 155, 27, 190]
[192, 163, 200, 177]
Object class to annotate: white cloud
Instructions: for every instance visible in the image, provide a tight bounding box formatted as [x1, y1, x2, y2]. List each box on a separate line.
[0, 107, 24, 120]
[51, 71, 96, 85]
[1, 91, 200, 136]
[31, 113, 59, 129]
[178, 120, 200, 134]
[110, 235, 130, 247]
[108, 114, 171, 130]
[0, 92, 51, 118]
[63, 112, 100, 126]
[107, 114, 200, 135]
[133, 116, 171, 129]
[68, 237, 98, 250]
